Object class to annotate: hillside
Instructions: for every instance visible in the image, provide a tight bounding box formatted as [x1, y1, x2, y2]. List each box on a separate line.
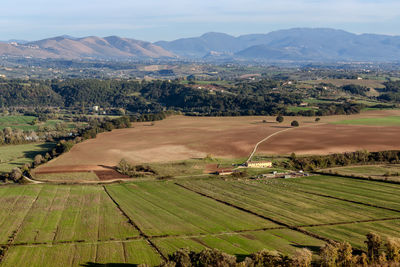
[156, 28, 400, 62]
[0, 36, 174, 60]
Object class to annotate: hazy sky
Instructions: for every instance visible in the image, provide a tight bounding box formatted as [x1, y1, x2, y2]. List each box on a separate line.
[1, 0, 400, 41]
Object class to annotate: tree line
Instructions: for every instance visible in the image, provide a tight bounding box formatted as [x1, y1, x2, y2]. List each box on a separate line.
[285, 150, 400, 171]
[155, 232, 400, 267]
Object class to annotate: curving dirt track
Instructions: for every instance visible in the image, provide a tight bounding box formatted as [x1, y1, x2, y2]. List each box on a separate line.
[257, 124, 400, 155]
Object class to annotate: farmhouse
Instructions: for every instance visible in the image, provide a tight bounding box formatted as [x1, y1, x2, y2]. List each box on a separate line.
[245, 161, 273, 168]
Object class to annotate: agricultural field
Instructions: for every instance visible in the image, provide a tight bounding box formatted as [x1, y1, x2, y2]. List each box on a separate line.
[153, 228, 324, 258]
[0, 115, 79, 131]
[0, 142, 55, 174]
[105, 182, 276, 236]
[0, 185, 138, 244]
[257, 123, 400, 156]
[33, 171, 100, 182]
[177, 178, 399, 226]
[38, 110, 400, 176]
[322, 165, 400, 181]
[331, 116, 400, 126]
[176, 176, 400, 250]
[1, 240, 162, 267]
[0, 175, 399, 265]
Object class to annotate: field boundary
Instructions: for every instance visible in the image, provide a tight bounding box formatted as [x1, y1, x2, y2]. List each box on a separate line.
[313, 171, 400, 185]
[102, 186, 167, 261]
[174, 182, 335, 244]
[288, 186, 400, 213]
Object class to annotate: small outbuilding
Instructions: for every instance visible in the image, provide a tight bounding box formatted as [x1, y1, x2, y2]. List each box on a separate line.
[245, 161, 273, 168]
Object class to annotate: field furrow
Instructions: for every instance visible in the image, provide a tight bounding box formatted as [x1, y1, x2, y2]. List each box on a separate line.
[105, 182, 276, 236]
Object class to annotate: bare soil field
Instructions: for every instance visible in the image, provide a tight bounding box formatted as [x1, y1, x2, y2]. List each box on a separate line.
[37, 111, 400, 173]
[257, 124, 400, 155]
[38, 116, 296, 171]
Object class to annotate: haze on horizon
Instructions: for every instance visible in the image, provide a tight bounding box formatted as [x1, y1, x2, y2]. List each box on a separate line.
[1, 0, 400, 42]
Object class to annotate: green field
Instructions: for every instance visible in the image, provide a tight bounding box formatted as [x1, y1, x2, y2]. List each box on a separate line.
[177, 178, 399, 226]
[331, 116, 400, 126]
[304, 219, 400, 249]
[153, 229, 324, 258]
[2, 240, 162, 267]
[323, 165, 400, 181]
[105, 182, 276, 236]
[0, 185, 138, 244]
[0, 115, 81, 131]
[34, 172, 99, 181]
[1, 175, 400, 266]
[0, 142, 55, 174]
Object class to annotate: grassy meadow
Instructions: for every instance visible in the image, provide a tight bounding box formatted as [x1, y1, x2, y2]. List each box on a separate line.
[331, 116, 400, 126]
[0, 142, 55, 174]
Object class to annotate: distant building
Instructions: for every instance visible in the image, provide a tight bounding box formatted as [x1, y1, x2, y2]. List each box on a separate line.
[92, 106, 99, 112]
[216, 169, 234, 176]
[245, 161, 273, 168]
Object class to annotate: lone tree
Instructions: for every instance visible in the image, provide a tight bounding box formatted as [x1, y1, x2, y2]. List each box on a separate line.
[315, 117, 321, 122]
[276, 115, 284, 123]
[291, 120, 299, 127]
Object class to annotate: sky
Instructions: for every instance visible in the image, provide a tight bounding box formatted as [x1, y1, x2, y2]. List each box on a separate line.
[1, 0, 400, 41]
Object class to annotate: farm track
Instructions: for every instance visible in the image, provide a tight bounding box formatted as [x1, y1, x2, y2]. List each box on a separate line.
[247, 123, 327, 162]
[102, 185, 168, 262]
[247, 127, 294, 162]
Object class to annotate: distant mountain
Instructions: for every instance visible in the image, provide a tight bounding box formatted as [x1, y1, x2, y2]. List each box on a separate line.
[2, 28, 400, 62]
[0, 36, 174, 60]
[156, 28, 400, 62]
[155, 32, 243, 57]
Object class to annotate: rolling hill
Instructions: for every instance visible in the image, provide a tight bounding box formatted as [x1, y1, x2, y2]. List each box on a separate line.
[156, 28, 400, 62]
[0, 36, 174, 60]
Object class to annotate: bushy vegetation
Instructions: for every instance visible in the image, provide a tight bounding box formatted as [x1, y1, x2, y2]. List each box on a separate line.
[286, 150, 400, 171]
[0, 78, 373, 116]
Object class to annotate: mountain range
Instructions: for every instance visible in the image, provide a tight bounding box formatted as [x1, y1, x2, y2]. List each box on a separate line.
[0, 36, 174, 60]
[1, 28, 400, 62]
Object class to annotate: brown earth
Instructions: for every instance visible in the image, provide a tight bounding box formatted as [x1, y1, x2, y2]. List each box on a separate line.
[257, 124, 400, 155]
[37, 111, 400, 173]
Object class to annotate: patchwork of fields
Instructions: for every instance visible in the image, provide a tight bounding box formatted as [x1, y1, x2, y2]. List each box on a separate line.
[0, 175, 400, 266]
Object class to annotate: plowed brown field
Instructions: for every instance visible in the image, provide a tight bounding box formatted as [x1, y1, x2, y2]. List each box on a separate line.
[257, 124, 400, 155]
[37, 111, 400, 173]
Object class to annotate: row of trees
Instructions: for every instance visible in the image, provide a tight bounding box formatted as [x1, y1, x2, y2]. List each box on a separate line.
[286, 150, 400, 171]
[157, 233, 400, 267]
